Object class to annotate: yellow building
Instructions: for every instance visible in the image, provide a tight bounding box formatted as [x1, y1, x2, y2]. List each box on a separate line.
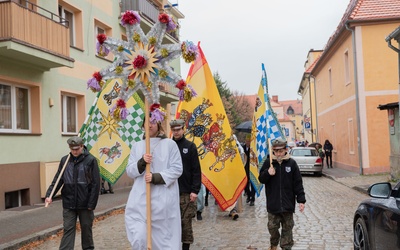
[310, 0, 400, 174]
[298, 50, 322, 144]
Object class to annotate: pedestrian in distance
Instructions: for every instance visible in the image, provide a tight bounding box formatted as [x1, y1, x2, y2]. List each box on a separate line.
[197, 184, 206, 220]
[125, 117, 183, 249]
[45, 136, 100, 250]
[100, 177, 113, 194]
[323, 139, 334, 168]
[314, 144, 325, 168]
[170, 119, 202, 250]
[243, 134, 255, 206]
[259, 138, 306, 250]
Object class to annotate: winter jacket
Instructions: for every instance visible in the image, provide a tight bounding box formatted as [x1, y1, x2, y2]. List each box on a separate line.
[258, 153, 306, 214]
[46, 147, 100, 210]
[173, 136, 202, 195]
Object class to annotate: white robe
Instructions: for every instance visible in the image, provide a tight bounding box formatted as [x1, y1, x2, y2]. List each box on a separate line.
[125, 137, 183, 250]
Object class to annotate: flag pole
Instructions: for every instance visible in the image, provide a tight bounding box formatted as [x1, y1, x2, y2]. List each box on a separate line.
[145, 98, 152, 250]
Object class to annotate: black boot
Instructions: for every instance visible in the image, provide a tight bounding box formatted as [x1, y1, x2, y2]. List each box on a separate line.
[197, 211, 202, 220]
[182, 243, 190, 250]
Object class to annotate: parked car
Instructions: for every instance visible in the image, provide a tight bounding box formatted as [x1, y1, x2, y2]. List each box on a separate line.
[289, 147, 323, 176]
[353, 181, 400, 250]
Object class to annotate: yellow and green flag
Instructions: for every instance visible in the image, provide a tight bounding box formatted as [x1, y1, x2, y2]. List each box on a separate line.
[80, 78, 145, 184]
[176, 43, 247, 210]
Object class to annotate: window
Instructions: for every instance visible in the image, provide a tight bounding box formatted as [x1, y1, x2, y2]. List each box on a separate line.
[58, 6, 75, 46]
[58, 1, 83, 49]
[287, 106, 294, 115]
[61, 94, 77, 134]
[344, 50, 350, 85]
[94, 19, 113, 60]
[0, 83, 30, 132]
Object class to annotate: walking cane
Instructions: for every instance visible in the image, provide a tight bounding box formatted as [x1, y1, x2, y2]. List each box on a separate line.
[44, 154, 71, 207]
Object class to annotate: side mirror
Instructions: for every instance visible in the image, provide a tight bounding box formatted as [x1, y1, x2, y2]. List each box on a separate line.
[368, 182, 392, 198]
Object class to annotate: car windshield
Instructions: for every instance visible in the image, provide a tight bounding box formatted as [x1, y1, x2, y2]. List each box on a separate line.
[291, 149, 318, 157]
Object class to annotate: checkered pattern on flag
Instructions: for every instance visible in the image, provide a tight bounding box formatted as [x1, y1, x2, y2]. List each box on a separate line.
[267, 109, 283, 141]
[249, 64, 286, 196]
[175, 43, 247, 211]
[80, 79, 144, 184]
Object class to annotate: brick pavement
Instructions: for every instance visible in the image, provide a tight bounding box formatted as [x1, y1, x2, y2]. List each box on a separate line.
[1, 167, 394, 250]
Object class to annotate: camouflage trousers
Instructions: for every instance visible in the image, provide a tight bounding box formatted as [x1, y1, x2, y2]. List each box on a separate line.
[180, 193, 197, 244]
[267, 212, 294, 250]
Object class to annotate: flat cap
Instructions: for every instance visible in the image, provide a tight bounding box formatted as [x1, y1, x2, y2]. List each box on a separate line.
[170, 119, 185, 128]
[67, 136, 84, 149]
[271, 138, 287, 149]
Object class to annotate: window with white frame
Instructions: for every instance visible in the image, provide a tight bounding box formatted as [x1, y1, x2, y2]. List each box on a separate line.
[0, 83, 30, 132]
[94, 19, 113, 60]
[61, 94, 77, 134]
[344, 50, 350, 85]
[58, 5, 75, 46]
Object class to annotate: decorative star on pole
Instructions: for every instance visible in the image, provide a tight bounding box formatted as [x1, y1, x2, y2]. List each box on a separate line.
[87, 10, 198, 123]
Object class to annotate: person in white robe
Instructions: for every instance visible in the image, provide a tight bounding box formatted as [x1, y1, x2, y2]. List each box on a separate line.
[125, 120, 183, 250]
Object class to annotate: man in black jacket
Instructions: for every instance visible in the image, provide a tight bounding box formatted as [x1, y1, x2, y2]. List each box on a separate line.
[45, 136, 100, 250]
[259, 138, 306, 250]
[170, 119, 202, 250]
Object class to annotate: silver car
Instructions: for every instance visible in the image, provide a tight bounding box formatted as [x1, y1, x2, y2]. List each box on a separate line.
[289, 147, 323, 176]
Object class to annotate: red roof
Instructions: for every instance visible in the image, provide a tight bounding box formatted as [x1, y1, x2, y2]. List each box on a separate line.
[350, 0, 400, 20]
[314, 0, 400, 73]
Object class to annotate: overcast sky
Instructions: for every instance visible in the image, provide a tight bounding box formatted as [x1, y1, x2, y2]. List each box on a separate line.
[176, 0, 351, 101]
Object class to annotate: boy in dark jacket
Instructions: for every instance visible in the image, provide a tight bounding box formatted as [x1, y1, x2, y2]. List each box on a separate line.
[259, 138, 306, 250]
[45, 136, 100, 250]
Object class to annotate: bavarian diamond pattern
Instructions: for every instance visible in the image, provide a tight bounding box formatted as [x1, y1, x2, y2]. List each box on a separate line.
[82, 108, 104, 151]
[267, 109, 283, 142]
[256, 113, 267, 163]
[119, 103, 144, 145]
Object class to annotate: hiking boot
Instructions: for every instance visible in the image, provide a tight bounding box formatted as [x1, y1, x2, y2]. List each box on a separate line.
[182, 243, 190, 250]
[268, 246, 277, 250]
[196, 211, 202, 221]
[249, 201, 254, 206]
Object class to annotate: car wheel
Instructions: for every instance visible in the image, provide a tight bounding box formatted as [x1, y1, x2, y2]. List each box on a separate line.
[354, 217, 370, 250]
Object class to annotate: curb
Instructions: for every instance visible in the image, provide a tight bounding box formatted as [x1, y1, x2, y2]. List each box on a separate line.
[1, 205, 126, 250]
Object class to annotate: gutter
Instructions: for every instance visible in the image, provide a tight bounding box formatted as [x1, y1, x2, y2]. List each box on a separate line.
[309, 74, 318, 143]
[345, 22, 363, 175]
[385, 30, 400, 131]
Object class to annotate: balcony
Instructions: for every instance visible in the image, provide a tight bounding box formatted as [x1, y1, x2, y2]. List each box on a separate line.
[121, 0, 181, 42]
[0, 0, 74, 71]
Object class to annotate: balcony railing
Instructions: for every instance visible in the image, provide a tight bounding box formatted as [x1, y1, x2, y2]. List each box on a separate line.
[121, 0, 179, 41]
[0, 0, 73, 68]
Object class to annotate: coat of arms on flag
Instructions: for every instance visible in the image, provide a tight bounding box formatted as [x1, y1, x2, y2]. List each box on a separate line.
[176, 43, 247, 211]
[80, 78, 145, 184]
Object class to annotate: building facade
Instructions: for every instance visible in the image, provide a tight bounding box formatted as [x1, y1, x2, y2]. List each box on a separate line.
[310, 0, 400, 174]
[0, 0, 184, 210]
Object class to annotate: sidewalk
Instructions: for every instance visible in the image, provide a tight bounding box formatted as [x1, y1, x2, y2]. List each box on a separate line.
[0, 167, 393, 250]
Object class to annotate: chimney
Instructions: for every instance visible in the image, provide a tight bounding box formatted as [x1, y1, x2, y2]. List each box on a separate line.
[272, 95, 278, 103]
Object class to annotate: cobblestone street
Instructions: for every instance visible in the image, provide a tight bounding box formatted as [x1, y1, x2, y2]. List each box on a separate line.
[30, 175, 369, 250]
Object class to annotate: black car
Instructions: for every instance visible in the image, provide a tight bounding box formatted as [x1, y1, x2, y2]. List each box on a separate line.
[353, 181, 400, 249]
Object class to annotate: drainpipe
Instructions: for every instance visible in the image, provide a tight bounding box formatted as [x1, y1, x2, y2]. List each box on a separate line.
[345, 22, 363, 175]
[309, 75, 319, 143]
[385, 32, 400, 134]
